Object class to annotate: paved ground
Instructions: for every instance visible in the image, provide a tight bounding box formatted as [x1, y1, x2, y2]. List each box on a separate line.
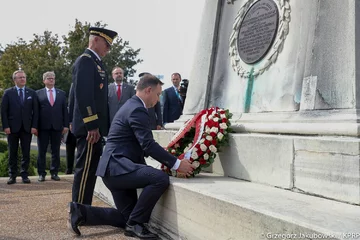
[0, 175, 132, 240]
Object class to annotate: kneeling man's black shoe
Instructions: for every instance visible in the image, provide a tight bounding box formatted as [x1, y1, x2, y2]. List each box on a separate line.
[67, 202, 84, 236]
[125, 223, 159, 239]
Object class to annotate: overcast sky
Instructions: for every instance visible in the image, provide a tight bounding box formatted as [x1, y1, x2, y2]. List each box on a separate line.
[0, 0, 205, 88]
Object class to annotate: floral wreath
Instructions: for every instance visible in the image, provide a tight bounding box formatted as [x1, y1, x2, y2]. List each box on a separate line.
[162, 107, 232, 178]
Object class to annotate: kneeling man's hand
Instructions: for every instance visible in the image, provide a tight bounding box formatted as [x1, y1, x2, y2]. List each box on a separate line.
[177, 159, 195, 177]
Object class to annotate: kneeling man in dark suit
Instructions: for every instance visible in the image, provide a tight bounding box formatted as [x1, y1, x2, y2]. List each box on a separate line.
[67, 74, 195, 239]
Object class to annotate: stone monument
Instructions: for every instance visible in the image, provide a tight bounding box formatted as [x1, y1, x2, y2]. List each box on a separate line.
[167, 0, 360, 204]
[96, 0, 360, 239]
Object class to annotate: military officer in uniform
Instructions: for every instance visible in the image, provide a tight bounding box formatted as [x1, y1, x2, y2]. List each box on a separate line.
[71, 27, 117, 205]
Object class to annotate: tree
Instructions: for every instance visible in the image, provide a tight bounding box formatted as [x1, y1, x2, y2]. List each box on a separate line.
[0, 32, 69, 91]
[0, 19, 143, 93]
[0, 39, 30, 89]
[127, 79, 139, 87]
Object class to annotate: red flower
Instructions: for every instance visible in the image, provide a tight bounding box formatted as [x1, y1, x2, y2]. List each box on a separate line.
[204, 139, 211, 146]
[199, 158, 207, 165]
[210, 132, 217, 138]
[206, 120, 216, 128]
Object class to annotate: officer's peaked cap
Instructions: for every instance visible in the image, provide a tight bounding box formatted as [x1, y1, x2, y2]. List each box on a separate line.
[89, 27, 118, 45]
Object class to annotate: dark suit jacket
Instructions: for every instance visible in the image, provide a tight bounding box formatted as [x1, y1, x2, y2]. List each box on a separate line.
[68, 83, 75, 124]
[162, 86, 183, 124]
[63, 83, 75, 143]
[96, 95, 177, 177]
[108, 82, 135, 124]
[1, 86, 39, 133]
[72, 49, 109, 137]
[148, 102, 162, 130]
[36, 88, 69, 131]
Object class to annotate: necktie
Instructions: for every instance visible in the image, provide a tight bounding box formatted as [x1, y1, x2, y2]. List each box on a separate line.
[19, 88, 24, 105]
[117, 85, 121, 101]
[49, 89, 54, 106]
[176, 88, 183, 103]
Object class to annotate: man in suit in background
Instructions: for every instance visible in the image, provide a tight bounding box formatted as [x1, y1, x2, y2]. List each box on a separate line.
[108, 66, 135, 124]
[67, 74, 195, 238]
[139, 72, 163, 130]
[71, 27, 117, 205]
[64, 83, 77, 174]
[36, 71, 69, 181]
[1, 70, 39, 184]
[162, 72, 183, 124]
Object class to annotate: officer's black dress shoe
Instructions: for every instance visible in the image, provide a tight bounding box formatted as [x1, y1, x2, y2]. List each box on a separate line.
[125, 223, 159, 239]
[67, 202, 84, 236]
[38, 175, 45, 182]
[51, 174, 60, 181]
[22, 177, 31, 184]
[7, 177, 16, 185]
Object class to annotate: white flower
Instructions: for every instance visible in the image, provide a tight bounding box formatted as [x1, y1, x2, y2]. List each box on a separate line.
[171, 149, 176, 154]
[217, 132, 224, 141]
[220, 123, 228, 130]
[188, 143, 193, 147]
[208, 115, 213, 120]
[200, 144, 207, 152]
[193, 147, 198, 153]
[213, 117, 219, 122]
[205, 126, 211, 134]
[183, 147, 189, 153]
[203, 153, 209, 160]
[192, 161, 200, 168]
[174, 143, 180, 148]
[220, 114, 226, 119]
[200, 138, 205, 143]
[209, 145, 217, 153]
[206, 135, 213, 141]
[210, 127, 219, 133]
[191, 151, 199, 159]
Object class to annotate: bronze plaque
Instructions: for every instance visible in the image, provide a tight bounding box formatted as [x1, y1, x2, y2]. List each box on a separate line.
[237, 0, 279, 64]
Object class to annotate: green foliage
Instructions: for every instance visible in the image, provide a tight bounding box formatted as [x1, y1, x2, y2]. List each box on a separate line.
[0, 139, 8, 152]
[0, 19, 142, 95]
[0, 152, 7, 177]
[0, 150, 36, 177]
[0, 149, 66, 177]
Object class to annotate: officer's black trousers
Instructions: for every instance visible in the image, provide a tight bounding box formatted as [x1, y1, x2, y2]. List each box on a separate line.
[72, 136, 102, 205]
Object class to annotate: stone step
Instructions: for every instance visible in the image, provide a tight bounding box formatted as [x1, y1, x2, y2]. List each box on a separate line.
[94, 172, 360, 240]
[152, 131, 360, 205]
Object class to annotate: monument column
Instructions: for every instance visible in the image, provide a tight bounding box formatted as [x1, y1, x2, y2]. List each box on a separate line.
[169, 0, 360, 137]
